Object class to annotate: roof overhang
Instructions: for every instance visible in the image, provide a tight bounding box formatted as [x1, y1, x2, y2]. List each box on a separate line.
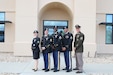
[99, 22, 113, 26]
[0, 21, 12, 24]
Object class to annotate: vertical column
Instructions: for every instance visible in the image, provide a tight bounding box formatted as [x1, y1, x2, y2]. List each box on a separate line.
[73, 0, 96, 57]
[14, 0, 38, 56]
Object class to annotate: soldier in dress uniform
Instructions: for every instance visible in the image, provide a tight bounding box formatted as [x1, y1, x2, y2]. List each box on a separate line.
[62, 26, 73, 72]
[51, 26, 62, 72]
[31, 30, 40, 72]
[41, 28, 52, 72]
[73, 25, 85, 73]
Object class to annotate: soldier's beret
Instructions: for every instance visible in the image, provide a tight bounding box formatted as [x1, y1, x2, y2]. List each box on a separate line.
[75, 25, 81, 29]
[53, 26, 58, 29]
[44, 28, 49, 31]
[33, 30, 38, 33]
[63, 26, 68, 29]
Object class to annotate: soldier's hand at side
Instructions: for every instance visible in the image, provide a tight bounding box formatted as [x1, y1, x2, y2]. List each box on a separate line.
[62, 47, 66, 51]
[74, 47, 76, 50]
[42, 47, 45, 50]
[52, 46, 55, 49]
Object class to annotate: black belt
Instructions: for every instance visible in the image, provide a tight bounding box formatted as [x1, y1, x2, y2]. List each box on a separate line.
[65, 45, 69, 48]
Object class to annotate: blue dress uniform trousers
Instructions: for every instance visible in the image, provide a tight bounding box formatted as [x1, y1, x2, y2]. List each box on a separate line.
[64, 49, 70, 70]
[43, 51, 48, 70]
[53, 50, 58, 70]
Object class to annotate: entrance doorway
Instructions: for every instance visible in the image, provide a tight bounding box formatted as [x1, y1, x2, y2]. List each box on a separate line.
[43, 20, 68, 35]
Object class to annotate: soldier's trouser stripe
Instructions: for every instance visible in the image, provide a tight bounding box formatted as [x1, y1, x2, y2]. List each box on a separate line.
[48, 53, 51, 70]
[58, 51, 60, 70]
[69, 51, 72, 70]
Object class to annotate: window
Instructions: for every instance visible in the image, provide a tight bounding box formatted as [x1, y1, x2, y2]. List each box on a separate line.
[106, 14, 113, 44]
[0, 12, 5, 42]
[43, 20, 68, 35]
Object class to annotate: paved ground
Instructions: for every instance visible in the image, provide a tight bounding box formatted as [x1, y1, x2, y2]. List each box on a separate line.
[0, 55, 113, 75]
[0, 53, 113, 75]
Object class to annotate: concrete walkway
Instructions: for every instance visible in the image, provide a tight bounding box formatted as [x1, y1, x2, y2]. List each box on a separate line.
[0, 56, 113, 75]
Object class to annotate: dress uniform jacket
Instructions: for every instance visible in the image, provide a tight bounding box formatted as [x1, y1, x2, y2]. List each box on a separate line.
[74, 32, 85, 52]
[51, 31, 62, 51]
[41, 35, 53, 53]
[31, 37, 40, 59]
[62, 32, 73, 51]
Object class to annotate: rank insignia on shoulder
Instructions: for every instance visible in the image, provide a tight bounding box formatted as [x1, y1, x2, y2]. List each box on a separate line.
[34, 39, 36, 42]
[70, 36, 72, 39]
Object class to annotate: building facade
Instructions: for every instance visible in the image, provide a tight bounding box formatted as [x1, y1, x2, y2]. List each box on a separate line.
[0, 0, 112, 57]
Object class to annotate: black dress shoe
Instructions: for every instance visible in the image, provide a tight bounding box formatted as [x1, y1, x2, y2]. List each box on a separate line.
[73, 68, 79, 70]
[53, 70, 59, 72]
[42, 68, 45, 70]
[76, 71, 83, 73]
[45, 69, 49, 72]
[34, 69, 38, 72]
[32, 69, 38, 72]
[32, 69, 35, 70]
[62, 68, 66, 70]
[51, 68, 54, 70]
[66, 69, 72, 72]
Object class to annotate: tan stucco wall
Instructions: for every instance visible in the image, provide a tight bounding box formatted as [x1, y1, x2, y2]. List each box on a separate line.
[14, 0, 96, 57]
[3, 0, 113, 56]
[96, 0, 113, 54]
[0, 0, 15, 52]
[73, 0, 96, 57]
[14, 0, 38, 56]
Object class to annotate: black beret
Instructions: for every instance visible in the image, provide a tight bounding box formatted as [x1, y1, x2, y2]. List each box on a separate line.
[33, 30, 38, 33]
[63, 26, 68, 29]
[44, 28, 49, 31]
[53, 26, 58, 29]
[75, 25, 81, 29]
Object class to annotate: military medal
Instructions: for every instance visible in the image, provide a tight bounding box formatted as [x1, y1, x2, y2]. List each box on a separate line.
[65, 35, 69, 39]
[80, 37, 83, 40]
[46, 37, 48, 41]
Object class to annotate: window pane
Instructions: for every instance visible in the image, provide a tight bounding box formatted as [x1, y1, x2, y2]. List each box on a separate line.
[0, 24, 4, 42]
[106, 15, 112, 23]
[0, 12, 5, 42]
[106, 25, 112, 44]
[43, 20, 68, 35]
[44, 21, 67, 26]
[0, 13, 5, 21]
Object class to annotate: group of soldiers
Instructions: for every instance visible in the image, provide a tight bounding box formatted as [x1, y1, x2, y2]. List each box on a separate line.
[31, 25, 85, 73]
